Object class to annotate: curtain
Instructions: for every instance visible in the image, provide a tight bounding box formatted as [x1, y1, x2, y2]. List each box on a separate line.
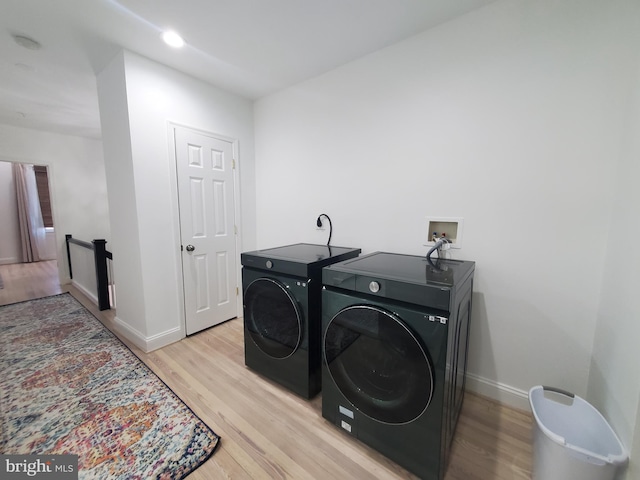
[12, 163, 46, 263]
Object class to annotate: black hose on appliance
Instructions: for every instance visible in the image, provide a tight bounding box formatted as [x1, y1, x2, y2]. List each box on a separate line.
[316, 214, 332, 246]
[426, 237, 451, 269]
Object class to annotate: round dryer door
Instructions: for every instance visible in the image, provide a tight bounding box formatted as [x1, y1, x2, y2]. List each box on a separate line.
[244, 278, 302, 359]
[324, 305, 434, 424]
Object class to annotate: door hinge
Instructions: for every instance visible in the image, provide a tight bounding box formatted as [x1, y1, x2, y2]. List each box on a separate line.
[236, 287, 239, 296]
[234, 225, 238, 235]
[232, 158, 236, 169]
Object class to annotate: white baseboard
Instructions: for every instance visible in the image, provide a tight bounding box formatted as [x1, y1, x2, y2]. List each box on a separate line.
[71, 280, 98, 306]
[111, 315, 183, 353]
[145, 326, 184, 352]
[466, 372, 530, 411]
[0, 257, 19, 265]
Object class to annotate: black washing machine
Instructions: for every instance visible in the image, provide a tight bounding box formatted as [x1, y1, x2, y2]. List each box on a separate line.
[321, 252, 474, 480]
[241, 243, 361, 398]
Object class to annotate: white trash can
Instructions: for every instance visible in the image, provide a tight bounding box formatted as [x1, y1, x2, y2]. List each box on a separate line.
[529, 386, 628, 480]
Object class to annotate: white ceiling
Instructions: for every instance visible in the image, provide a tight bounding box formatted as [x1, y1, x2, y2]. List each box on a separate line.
[0, 0, 495, 139]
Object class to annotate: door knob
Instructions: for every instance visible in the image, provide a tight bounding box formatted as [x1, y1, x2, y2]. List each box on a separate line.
[185, 245, 195, 252]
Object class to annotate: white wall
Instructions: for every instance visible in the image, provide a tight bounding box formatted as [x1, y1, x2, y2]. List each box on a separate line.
[96, 51, 147, 339]
[97, 50, 255, 351]
[632, 400, 640, 479]
[254, 0, 637, 411]
[0, 124, 110, 278]
[588, 4, 640, 473]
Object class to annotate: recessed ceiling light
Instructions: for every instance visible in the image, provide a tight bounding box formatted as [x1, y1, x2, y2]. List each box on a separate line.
[12, 34, 42, 51]
[162, 31, 184, 48]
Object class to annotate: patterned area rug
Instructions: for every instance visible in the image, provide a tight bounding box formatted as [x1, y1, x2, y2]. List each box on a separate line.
[0, 293, 220, 479]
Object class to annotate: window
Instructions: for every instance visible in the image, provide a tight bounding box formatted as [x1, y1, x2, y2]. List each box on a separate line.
[33, 165, 53, 228]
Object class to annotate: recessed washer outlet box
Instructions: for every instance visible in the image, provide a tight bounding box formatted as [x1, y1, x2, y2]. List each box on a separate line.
[424, 217, 464, 249]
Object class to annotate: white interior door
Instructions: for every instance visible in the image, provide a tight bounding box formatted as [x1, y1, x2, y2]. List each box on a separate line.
[175, 126, 238, 335]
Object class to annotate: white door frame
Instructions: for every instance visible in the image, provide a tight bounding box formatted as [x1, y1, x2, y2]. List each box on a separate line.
[167, 122, 243, 337]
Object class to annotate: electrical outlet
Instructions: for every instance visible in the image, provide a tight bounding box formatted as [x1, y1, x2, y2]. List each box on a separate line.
[424, 217, 464, 249]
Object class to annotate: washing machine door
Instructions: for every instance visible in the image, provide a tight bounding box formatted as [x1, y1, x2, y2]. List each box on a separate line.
[324, 305, 434, 424]
[244, 278, 302, 359]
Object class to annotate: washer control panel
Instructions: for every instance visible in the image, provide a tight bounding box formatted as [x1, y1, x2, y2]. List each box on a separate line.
[427, 314, 448, 324]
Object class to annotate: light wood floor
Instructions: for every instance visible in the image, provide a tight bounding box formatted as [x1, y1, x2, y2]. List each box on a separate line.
[0, 262, 534, 479]
[0, 260, 63, 305]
